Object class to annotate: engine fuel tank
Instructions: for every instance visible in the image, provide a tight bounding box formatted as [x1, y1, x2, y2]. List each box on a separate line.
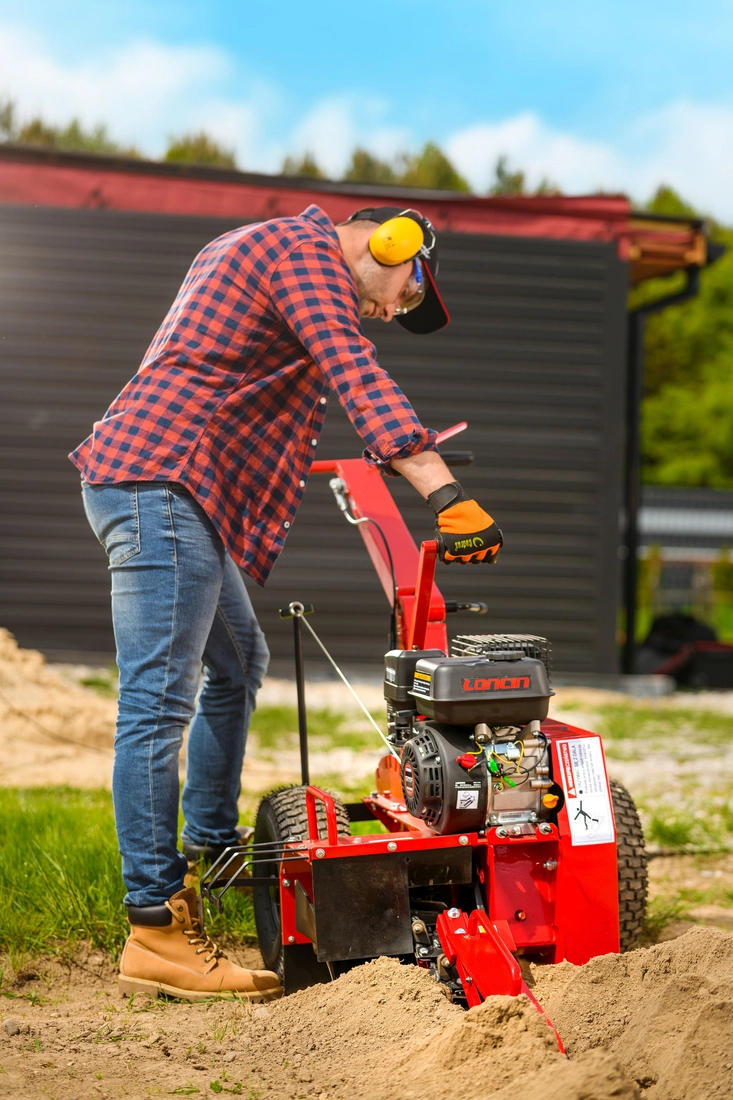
[409, 655, 553, 726]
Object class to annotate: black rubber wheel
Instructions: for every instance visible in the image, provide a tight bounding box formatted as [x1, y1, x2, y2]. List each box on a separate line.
[252, 786, 351, 977]
[610, 779, 648, 951]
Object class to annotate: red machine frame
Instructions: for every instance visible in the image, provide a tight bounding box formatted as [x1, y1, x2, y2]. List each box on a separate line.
[208, 429, 620, 1036]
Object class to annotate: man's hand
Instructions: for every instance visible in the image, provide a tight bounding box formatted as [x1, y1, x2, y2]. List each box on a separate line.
[428, 482, 502, 565]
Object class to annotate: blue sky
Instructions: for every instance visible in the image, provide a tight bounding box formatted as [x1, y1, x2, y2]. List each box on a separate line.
[2, 1, 733, 215]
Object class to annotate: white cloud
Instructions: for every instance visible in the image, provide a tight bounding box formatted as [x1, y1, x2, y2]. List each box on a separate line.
[624, 101, 733, 214]
[446, 113, 617, 195]
[0, 24, 409, 176]
[0, 24, 229, 155]
[3, 21, 733, 219]
[446, 102, 733, 218]
[286, 96, 410, 178]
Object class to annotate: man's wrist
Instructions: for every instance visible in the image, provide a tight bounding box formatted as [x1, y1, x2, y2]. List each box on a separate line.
[427, 481, 467, 515]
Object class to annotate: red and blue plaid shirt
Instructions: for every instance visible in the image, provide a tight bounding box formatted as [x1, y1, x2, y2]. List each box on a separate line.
[70, 205, 436, 583]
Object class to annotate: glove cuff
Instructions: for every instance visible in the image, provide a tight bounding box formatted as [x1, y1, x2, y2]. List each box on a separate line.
[427, 480, 466, 516]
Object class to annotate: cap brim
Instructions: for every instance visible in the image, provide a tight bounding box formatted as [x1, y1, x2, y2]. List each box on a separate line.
[396, 264, 450, 335]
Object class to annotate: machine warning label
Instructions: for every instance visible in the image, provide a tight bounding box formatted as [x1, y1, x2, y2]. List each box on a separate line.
[456, 789, 479, 810]
[455, 781, 481, 810]
[557, 737, 615, 847]
[411, 672, 431, 696]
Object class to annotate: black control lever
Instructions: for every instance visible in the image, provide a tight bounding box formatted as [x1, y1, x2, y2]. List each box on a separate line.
[444, 600, 488, 615]
[438, 450, 474, 467]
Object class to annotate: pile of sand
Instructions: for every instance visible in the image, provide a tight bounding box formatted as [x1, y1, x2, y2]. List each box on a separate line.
[532, 924, 733, 1099]
[243, 927, 733, 1098]
[0, 627, 115, 784]
[243, 956, 636, 1100]
[244, 927, 733, 1098]
[3, 927, 733, 1098]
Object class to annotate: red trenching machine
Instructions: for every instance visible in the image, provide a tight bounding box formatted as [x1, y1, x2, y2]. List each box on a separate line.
[202, 425, 647, 1033]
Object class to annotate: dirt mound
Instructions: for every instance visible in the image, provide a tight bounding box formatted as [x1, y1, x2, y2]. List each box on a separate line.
[245, 957, 637, 1100]
[0, 628, 115, 784]
[533, 925, 733, 1099]
[5, 932, 733, 1098]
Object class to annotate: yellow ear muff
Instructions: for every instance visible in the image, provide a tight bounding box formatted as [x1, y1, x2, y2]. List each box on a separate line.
[369, 216, 424, 266]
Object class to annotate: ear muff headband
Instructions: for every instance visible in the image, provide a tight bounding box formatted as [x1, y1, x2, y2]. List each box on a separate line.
[369, 216, 425, 266]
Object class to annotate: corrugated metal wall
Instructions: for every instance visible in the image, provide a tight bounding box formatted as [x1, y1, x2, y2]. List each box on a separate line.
[0, 204, 627, 673]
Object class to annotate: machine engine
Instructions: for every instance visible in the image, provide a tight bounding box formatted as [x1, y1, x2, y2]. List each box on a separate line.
[384, 636, 561, 835]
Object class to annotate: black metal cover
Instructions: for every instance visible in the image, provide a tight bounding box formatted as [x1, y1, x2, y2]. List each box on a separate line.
[0, 204, 627, 672]
[311, 853, 412, 962]
[411, 655, 552, 725]
[384, 647, 446, 704]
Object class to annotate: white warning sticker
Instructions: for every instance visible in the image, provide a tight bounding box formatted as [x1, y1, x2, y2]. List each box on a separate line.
[557, 737, 615, 846]
[456, 789, 479, 810]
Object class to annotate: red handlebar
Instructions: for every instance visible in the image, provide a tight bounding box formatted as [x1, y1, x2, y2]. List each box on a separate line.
[305, 786, 339, 846]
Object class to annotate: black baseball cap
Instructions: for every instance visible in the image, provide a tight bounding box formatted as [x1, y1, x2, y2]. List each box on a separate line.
[347, 206, 450, 334]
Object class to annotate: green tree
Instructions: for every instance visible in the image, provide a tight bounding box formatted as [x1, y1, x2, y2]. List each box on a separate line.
[397, 142, 470, 192]
[642, 359, 733, 486]
[281, 151, 325, 179]
[0, 98, 138, 157]
[646, 184, 698, 220]
[635, 185, 733, 486]
[489, 155, 526, 196]
[164, 132, 236, 168]
[343, 147, 396, 184]
[0, 98, 16, 140]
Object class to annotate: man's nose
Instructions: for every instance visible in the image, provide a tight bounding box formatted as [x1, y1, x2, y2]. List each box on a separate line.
[382, 302, 398, 322]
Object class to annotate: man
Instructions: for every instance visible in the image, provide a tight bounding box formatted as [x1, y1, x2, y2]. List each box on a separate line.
[70, 203, 501, 1002]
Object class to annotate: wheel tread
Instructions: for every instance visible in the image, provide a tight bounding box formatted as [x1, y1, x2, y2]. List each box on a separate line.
[610, 779, 648, 952]
[252, 786, 351, 976]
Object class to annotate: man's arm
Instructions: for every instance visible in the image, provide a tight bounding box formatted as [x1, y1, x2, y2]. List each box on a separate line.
[269, 242, 501, 565]
[269, 242, 438, 469]
[393, 451, 503, 565]
[390, 450, 454, 497]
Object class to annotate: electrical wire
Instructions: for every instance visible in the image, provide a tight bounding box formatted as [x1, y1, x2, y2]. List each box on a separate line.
[295, 610, 400, 760]
[363, 517, 398, 651]
[328, 478, 398, 649]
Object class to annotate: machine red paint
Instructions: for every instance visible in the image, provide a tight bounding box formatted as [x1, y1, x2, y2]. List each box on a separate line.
[203, 429, 635, 1045]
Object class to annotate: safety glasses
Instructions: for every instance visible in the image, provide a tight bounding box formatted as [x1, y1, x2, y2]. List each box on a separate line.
[394, 258, 427, 315]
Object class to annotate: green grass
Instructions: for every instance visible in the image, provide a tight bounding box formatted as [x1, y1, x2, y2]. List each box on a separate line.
[249, 704, 385, 753]
[636, 786, 733, 852]
[78, 665, 119, 698]
[0, 777, 389, 967]
[0, 788, 256, 970]
[595, 701, 733, 747]
[643, 894, 692, 941]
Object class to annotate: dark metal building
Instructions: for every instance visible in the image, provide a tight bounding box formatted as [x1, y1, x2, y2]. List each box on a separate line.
[0, 147, 708, 674]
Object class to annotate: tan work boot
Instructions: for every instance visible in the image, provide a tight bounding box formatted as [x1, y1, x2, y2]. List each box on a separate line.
[118, 886, 282, 1002]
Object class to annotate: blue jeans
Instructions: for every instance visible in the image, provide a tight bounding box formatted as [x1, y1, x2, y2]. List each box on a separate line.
[81, 481, 270, 907]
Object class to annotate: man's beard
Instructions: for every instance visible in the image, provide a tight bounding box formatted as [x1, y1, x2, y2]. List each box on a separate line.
[351, 256, 385, 317]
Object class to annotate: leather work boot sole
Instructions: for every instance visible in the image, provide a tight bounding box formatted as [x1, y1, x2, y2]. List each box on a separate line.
[119, 886, 282, 1003]
[117, 974, 282, 1003]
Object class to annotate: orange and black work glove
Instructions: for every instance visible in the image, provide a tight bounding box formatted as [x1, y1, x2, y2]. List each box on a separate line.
[428, 481, 502, 565]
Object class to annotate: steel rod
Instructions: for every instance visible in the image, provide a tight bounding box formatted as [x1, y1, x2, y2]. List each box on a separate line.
[293, 612, 310, 786]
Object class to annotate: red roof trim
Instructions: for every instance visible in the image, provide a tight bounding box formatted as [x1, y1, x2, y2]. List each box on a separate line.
[0, 146, 631, 244]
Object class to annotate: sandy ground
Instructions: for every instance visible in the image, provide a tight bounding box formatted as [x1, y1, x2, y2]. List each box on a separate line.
[3, 629, 733, 1097]
[2, 926, 732, 1100]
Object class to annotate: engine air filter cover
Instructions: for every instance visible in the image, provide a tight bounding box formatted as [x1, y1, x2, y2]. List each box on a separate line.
[452, 634, 552, 681]
[410, 655, 553, 725]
